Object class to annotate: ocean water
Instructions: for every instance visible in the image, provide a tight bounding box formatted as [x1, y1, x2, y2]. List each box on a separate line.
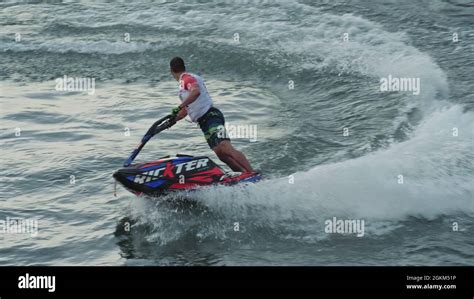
[0, 0, 473, 266]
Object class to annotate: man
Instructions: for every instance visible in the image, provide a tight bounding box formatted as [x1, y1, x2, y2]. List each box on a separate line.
[169, 57, 255, 173]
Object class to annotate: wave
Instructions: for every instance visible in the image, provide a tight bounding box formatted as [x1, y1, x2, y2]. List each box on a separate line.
[0, 39, 158, 55]
[199, 104, 473, 219]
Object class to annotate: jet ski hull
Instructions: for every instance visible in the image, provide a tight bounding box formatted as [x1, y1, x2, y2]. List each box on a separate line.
[113, 155, 261, 196]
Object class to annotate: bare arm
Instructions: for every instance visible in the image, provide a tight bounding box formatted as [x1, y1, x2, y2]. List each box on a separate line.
[175, 106, 188, 121]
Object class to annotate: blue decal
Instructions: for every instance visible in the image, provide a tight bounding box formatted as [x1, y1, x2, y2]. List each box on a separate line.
[146, 179, 166, 188]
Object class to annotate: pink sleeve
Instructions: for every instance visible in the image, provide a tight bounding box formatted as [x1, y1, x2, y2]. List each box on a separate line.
[182, 75, 198, 90]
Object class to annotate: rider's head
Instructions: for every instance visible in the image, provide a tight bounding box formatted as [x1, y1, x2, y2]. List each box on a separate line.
[170, 57, 186, 81]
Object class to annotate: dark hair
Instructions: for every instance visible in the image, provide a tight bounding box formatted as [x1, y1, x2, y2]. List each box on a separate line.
[170, 57, 186, 72]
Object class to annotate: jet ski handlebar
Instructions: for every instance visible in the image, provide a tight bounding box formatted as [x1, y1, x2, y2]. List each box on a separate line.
[123, 114, 177, 167]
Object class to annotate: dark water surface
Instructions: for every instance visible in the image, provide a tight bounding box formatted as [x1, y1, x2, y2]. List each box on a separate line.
[0, 0, 473, 265]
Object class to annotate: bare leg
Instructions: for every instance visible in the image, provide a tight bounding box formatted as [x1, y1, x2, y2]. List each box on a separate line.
[228, 149, 254, 172]
[215, 152, 244, 172]
[213, 140, 254, 173]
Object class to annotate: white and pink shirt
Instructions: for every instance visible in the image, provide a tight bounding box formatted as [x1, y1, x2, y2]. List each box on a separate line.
[178, 72, 213, 122]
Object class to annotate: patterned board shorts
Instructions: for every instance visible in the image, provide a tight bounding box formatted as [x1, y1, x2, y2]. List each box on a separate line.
[197, 107, 230, 149]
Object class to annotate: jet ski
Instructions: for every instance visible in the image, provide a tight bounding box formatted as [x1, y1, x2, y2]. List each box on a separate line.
[113, 114, 261, 197]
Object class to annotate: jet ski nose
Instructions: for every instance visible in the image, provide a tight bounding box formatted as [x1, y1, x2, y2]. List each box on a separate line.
[112, 169, 121, 179]
[113, 168, 128, 182]
[112, 171, 120, 180]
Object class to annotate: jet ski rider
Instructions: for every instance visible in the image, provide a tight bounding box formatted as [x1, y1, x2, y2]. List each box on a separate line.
[169, 57, 255, 174]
